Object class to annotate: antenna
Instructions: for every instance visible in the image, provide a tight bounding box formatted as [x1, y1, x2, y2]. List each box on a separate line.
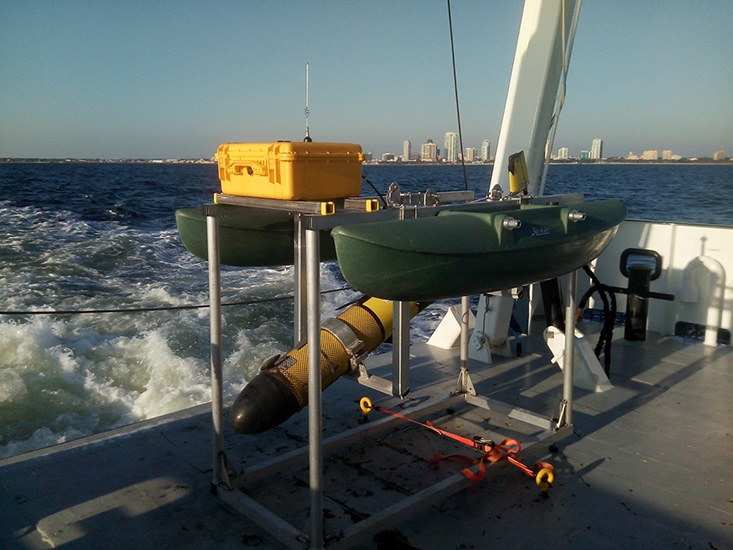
[304, 63, 312, 142]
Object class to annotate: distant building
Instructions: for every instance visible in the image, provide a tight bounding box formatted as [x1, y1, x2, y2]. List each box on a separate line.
[662, 149, 673, 160]
[421, 139, 438, 162]
[642, 150, 659, 161]
[403, 140, 411, 162]
[590, 138, 603, 160]
[381, 153, 395, 162]
[558, 147, 570, 160]
[465, 147, 477, 162]
[444, 132, 459, 163]
[364, 151, 373, 161]
[713, 150, 725, 161]
[580, 150, 590, 160]
[480, 139, 491, 161]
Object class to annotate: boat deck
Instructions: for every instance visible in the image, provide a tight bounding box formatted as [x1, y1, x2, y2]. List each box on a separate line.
[1, 323, 731, 550]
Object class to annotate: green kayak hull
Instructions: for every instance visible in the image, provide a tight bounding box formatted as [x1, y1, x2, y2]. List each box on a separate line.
[331, 200, 626, 301]
[175, 205, 337, 267]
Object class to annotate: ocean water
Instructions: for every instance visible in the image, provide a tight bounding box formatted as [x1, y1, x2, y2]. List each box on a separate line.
[1, 162, 731, 458]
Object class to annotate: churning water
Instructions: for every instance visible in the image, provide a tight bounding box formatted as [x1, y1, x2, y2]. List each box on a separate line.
[1, 162, 731, 457]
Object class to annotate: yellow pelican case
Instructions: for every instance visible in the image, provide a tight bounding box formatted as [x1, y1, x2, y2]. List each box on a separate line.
[216, 142, 365, 200]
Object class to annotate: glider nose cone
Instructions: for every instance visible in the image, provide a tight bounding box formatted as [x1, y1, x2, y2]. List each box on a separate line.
[229, 373, 301, 434]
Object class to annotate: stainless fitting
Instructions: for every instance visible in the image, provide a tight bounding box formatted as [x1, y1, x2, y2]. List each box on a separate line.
[502, 217, 522, 230]
[386, 182, 401, 206]
[568, 210, 586, 222]
[489, 184, 503, 201]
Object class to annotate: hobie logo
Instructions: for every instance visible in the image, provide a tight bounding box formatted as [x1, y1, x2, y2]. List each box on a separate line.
[531, 226, 550, 237]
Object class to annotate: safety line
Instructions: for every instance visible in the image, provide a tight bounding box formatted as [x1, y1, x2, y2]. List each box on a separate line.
[0, 286, 352, 316]
[447, 0, 469, 191]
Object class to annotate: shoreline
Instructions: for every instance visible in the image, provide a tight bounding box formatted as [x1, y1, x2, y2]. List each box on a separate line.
[364, 160, 732, 166]
[2, 158, 730, 166]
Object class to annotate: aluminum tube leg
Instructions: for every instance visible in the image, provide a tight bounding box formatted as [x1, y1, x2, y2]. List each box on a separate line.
[454, 295, 476, 395]
[306, 228, 323, 550]
[460, 296, 470, 369]
[294, 214, 307, 347]
[562, 270, 577, 425]
[207, 214, 224, 487]
[393, 301, 411, 398]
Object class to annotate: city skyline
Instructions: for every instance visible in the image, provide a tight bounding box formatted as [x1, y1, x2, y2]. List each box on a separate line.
[369, 135, 726, 162]
[2, 2, 731, 159]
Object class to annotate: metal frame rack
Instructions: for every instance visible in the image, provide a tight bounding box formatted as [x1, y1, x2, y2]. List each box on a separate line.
[204, 192, 579, 550]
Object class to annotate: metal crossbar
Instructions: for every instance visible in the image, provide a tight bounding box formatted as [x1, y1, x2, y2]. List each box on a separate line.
[204, 199, 576, 549]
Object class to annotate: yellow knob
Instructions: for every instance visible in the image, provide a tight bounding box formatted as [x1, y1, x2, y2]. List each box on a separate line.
[535, 468, 555, 492]
[360, 397, 373, 416]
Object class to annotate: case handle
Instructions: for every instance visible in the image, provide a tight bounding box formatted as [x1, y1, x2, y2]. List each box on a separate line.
[227, 161, 267, 177]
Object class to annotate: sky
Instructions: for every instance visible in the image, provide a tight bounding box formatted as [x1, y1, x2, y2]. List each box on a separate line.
[1, 1, 732, 159]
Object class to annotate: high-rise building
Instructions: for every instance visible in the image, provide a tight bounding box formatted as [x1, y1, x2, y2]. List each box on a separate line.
[662, 150, 673, 160]
[444, 132, 459, 163]
[403, 140, 411, 162]
[558, 147, 570, 160]
[590, 138, 603, 160]
[713, 150, 725, 161]
[580, 151, 590, 160]
[480, 139, 491, 161]
[465, 147, 477, 162]
[421, 139, 437, 162]
[642, 150, 659, 161]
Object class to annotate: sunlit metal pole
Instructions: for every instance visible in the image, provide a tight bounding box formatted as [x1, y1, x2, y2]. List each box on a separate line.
[294, 214, 307, 346]
[562, 270, 577, 425]
[392, 301, 411, 397]
[460, 295, 470, 368]
[207, 212, 224, 487]
[306, 227, 323, 549]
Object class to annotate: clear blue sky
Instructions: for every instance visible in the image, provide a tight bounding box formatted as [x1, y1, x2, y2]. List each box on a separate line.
[2, 1, 731, 159]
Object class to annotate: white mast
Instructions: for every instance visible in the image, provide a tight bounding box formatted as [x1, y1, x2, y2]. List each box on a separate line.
[490, 0, 581, 196]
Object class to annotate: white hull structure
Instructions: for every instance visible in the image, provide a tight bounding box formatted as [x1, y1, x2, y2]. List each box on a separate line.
[589, 220, 731, 344]
[491, 0, 581, 196]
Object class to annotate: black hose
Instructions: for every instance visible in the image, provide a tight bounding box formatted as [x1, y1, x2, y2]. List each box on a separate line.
[580, 265, 617, 375]
[361, 175, 387, 206]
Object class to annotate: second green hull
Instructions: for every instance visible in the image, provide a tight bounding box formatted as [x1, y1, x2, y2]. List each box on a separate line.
[175, 205, 337, 267]
[331, 200, 626, 301]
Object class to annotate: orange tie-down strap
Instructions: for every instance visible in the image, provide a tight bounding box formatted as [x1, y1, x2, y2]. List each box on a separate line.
[359, 397, 555, 491]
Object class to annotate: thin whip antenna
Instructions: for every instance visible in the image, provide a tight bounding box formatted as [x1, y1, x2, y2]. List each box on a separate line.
[304, 63, 312, 142]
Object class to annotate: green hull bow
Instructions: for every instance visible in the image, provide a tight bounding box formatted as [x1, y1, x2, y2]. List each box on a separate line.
[331, 200, 626, 301]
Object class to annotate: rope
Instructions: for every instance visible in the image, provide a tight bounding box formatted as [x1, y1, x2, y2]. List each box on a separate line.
[0, 286, 352, 316]
[446, 0, 469, 191]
